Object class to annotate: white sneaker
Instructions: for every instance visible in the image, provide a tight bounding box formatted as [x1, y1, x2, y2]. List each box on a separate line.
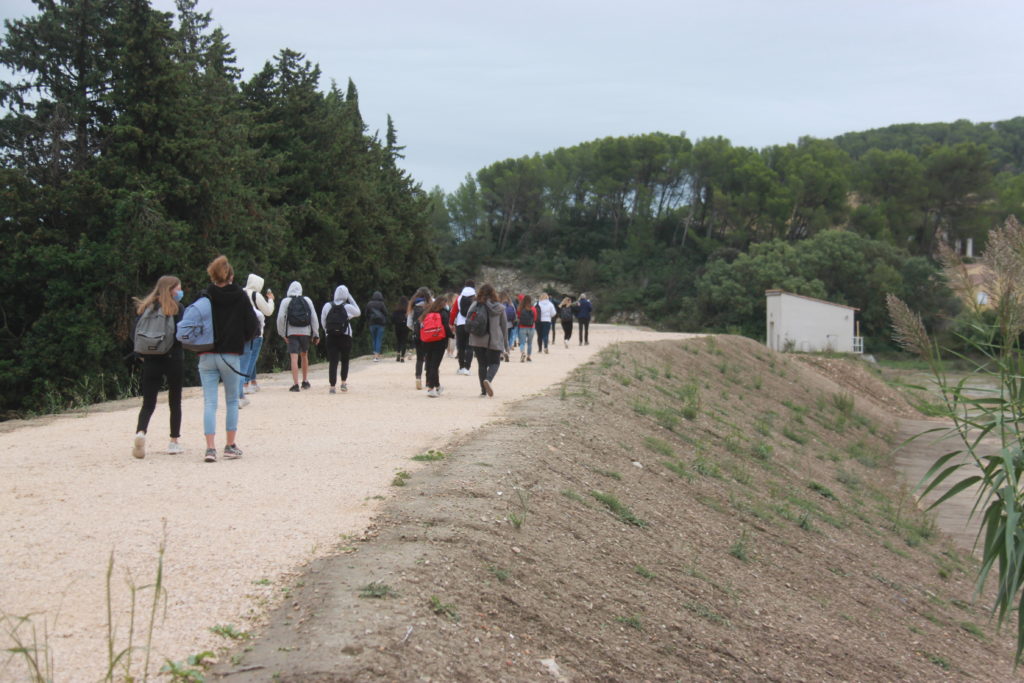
[167, 441, 184, 455]
[426, 388, 439, 397]
[437, 386, 444, 396]
[239, 397, 250, 408]
[250, 383, 261, 393]
[132, 431, 146, 459]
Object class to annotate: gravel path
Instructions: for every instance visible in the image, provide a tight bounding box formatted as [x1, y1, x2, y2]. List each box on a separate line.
[0, 325, 692, 680]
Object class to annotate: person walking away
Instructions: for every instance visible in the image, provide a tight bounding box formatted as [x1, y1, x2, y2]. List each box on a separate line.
[239, 273, 275, 404]
[445, 293, 458, 358]
[277, 281, 320, 391]
[132, 275, 185, 459]
[198, 255, 258, 462]
[366, 291, 389, 362]
[576, 293, 593, 345]
[536, 293, 556, 354]
[418, 297, 453, 397]
[453, 280, 476, 375]
[408, 287, 432, 390]
[321, 285, 361, 393]
[468, 284, 509, 397]
[501, 293, 517, 361]
[517, 295, 536, 362]
[558, 297, 575, 348]
[392, 296, 409, 362]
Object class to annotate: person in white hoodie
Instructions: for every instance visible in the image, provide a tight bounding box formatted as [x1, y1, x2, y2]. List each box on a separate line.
[453, 280, 476, 375]
[239, 273, 275, 401]
[320, 285, 361, 394]
[276, 281, 319, 392]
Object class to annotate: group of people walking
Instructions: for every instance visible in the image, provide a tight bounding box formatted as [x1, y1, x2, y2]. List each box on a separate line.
[131, 259, 594, 462]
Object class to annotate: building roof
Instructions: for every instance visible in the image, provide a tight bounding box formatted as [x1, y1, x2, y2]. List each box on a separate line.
[764, 289, 859, 312]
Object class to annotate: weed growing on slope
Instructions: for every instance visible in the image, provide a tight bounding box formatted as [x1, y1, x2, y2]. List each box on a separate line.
[590, 490, 648, 527]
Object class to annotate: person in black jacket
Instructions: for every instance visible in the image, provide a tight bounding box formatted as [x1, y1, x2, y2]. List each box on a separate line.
[198, 255, 259, 463]
[131, 275, 185, 459]
[392, 296, 409, 362]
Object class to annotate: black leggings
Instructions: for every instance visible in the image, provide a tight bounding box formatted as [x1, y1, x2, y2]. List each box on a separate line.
[473, 347, 502, 392]
[395, 324, 409, 358]
[578, 318, 590, 344]
[326, 333, 352, 385]
[424, 340, 447, 389]
[414, 338, 425, 379]
[136, 352, 183, 437]
[561, 320, 573, 341]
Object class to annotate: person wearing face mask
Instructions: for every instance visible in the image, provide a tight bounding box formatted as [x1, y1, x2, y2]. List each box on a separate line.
[131, 275, 186, 459]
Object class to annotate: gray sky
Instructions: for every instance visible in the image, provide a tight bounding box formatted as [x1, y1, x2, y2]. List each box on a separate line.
[4, 0, 1023, 192]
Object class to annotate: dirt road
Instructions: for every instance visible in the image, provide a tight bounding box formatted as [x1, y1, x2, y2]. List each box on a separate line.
[0, 325, 691, 680]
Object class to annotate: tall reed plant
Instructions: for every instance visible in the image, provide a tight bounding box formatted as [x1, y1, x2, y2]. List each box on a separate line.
[888, 215, 1024, 664]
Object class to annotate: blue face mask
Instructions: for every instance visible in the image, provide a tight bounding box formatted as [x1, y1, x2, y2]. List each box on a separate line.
[173, 290, 184, 302]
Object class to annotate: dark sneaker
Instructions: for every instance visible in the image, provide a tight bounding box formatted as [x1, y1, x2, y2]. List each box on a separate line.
[289, 384, 300, 392]
[223, 444, 243, 460]
[301, 381, 311, 390]
[204, 449, 217, 463]
[330, 386, 337, 394]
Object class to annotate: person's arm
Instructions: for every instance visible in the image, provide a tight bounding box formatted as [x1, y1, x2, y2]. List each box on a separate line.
[320, 302, 331, 330]
[276, 298, 289, 337]
[307, 297, 319, 340]
[255, 291, 275, 317]
[449, 300, 459, 326]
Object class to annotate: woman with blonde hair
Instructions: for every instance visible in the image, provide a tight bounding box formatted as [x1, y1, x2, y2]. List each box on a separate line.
[198, 255, 259, 463]
[557, 296, 575, 348]
[131, 275, 185, 459]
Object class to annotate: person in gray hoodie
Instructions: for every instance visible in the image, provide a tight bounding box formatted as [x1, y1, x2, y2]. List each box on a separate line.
[365, 290, 389, 362]
[467, 283, 509, 397]
[276, 281, 320, 391]
[320, 285, 361, 393]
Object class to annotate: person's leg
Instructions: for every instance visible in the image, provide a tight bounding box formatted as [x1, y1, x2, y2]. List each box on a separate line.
[135, 356, 163, 434]
[245, 336, 264, 387]
[486, 349, 502, 382]
[525, 328, 534, 358]
[582, 319, 590, 344]
[373, 325, 385, 356]
[218, 354, 240, 444]
[415, 339, 425, 388]
[396, 327, 407, 360]
[518, 328, 527, 360]
[474, 346, 487, 392]
[455, 325, 469, 370]
[300, 351, 309, 383]
[339, 335, 353, 384]
[289, 348, 300, 385]
[426, 341, 443, 389]
[198, 354, 220, 448]
[167, 352, 183, 440]
[237, 339, 252, 398]
[578, 319, 584, 344]
[326, 334, 339, 387]
[508, 325, 516, 350]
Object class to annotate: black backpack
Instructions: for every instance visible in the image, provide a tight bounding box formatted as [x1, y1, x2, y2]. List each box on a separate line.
[558, 306, 573, 322]
[324, 302, 349, 335]
[287, 296, 310, 328]
[518, 307, 535, 327]
[459, 294, 475, 319]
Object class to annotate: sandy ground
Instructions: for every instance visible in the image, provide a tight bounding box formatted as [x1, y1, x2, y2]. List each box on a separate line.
[0, 324, 692, 680]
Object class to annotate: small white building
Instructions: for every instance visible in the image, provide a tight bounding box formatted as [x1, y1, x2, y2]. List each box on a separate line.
[765, 290, 862, 354]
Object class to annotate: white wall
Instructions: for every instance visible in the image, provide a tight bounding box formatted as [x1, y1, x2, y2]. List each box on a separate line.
[766, 292, 855, 353]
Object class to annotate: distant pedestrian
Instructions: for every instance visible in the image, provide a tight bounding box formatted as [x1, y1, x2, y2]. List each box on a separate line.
[239, 273, 275, 403]
[321, 285, 361, 394]
[198, 255, 259, 463]
[536, 293, 557, 354]
[131, 275, 184, 459]
[453, 280, 476, 375]
[392, 296, 409, 362]
[418, 296, 453, 397]
[277, 281, 320, 391]
[445, 292, 458, 358]
[501, 292, 517, 360]
[408, 287, 432, 390]
[365, 291, 389, 362]
[576, 293, 593, 345]
[468, 284, 509, 397]
[517, 294, 536, 362]
[558, 297, 574, 348]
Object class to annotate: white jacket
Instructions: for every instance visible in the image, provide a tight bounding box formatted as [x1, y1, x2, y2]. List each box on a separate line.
[244, 273, 275, 336]
[537, 298, 557, 323]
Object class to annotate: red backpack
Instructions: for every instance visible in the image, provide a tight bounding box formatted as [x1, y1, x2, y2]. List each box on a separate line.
[419, 311, 446, 342]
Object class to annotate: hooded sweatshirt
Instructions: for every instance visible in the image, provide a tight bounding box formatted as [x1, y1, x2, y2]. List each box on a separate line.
[205, 282, 258, 355]
[468, 300, 509, 352]
[276, 281, 319, 338]
[455, 285, 476, 326]
[244, 273, 275, 336]
[365, 291, 388, 326]
[320, 285, 361, 337]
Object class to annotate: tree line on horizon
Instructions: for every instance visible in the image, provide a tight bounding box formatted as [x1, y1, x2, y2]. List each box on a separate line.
[431, 118, 1024, 348]
[0, 0, 441, 416]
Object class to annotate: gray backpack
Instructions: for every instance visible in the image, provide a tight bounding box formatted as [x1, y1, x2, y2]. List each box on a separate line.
[134, 305, 176, 355]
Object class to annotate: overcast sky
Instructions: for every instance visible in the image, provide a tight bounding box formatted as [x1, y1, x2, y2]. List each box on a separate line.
[4, 0, 1023, 193]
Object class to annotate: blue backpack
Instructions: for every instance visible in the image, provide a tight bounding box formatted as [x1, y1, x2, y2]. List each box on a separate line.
[175, 296, 215, 352]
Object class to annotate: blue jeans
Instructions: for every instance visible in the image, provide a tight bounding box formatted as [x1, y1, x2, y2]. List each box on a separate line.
[236, 338, 253, 396]
[199, 353, 241, 436]
[370, 324, 386, 354]
[508, 326, 517, 349]
[518, 327, 535, 356]
[245, 336, 264, 381]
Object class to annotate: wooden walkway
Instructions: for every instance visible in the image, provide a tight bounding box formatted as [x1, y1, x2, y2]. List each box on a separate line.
[894, 418, 987, 556]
